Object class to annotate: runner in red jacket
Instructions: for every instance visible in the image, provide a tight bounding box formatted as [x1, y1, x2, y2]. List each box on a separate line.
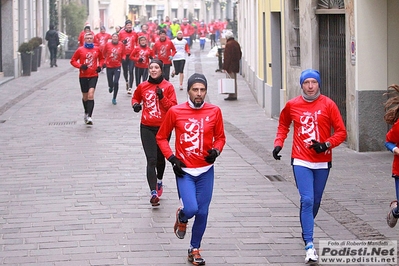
[119, 20, 138, 93]
[152, 30, 176, 81]
[384, 84, 399, 228]
[130, 36, 155, 87]
[273, 69, 346, 264]
[94, 26, 111, 52]
[131, 59, 177, 206]
[70, 32, 104, 125]
[156, 73, 226, 265]
[180, 19, 195, 47]
[103, 33, 126, 105]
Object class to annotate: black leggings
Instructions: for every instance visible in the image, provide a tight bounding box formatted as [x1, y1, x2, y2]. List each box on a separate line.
[140, 124, 168, 191]
[106, 67, 121, 99]
[122, 56, 134, 88]
[135, 67, 149, 87]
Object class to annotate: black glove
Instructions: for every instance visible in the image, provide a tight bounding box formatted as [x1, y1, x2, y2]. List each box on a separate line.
[156, 87, 164, 100]
[80, 64, 88, 70]
[188, 53, 191, 57]
[309, 140, 329, 154]
[96, 66, 102, 73]
[102, 63, 106, 68]
[132, 103, 142, 113]
[272, 146, 282, 160]
[169, 155, 187, 177]
[138, 58, 144, 63]
[122, 39, 127, 44]
[205, 149, 219, 164]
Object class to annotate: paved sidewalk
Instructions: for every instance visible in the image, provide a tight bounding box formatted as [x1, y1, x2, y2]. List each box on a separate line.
[0, 42, 396, 265]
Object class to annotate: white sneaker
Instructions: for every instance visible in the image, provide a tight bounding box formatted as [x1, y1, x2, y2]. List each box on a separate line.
[127, 88, 132, 94]
[84, 114, 88, 124]
[305, 246, 318, 264]
[86, 117, 93, 125]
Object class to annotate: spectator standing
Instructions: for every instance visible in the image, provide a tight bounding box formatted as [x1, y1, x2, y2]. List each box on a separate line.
[45, 24, 60, 67]
[131, 59, 177, 206]
[156, 73, 226, 266]
[272, 69, 346, 264]
[153, 30, 177, 81]
[222, 30, 242, 101]
[70, 32, 104, 125]
[103, 33, 125, 105]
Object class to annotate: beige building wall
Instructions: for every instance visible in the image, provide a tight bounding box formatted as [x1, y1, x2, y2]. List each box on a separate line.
[238, 0, 285, 117]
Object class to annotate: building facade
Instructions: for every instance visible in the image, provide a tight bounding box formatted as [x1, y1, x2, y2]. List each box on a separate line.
[237, 0, 399, 152]
[0, 0, 50, 78]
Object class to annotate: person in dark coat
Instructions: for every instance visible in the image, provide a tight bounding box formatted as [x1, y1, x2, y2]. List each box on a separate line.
[45, 24, 60, 67]
[222, 30, 242, 100]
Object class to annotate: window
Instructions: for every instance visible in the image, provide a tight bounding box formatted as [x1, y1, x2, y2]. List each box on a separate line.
[289, 0, 300, 66]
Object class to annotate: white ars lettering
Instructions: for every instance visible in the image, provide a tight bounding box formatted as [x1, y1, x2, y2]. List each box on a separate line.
[180, 118, 204, 156]
[299, 110, 321, 145]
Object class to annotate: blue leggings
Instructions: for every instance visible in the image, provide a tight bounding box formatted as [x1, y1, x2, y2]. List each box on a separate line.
[293, 165, 330, 245]
[176, 166, 214, 249]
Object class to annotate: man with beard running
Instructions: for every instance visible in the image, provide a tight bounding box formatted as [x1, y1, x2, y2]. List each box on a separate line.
[156, 73, 226, 265]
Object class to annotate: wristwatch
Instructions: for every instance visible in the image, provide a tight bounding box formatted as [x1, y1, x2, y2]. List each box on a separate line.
[325, 141, 331, 148]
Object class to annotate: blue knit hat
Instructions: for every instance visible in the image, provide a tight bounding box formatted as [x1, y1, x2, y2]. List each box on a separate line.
[300, 69, 321, 88]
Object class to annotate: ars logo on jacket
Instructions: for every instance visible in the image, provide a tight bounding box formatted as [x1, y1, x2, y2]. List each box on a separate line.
[180, 117, 204, 157]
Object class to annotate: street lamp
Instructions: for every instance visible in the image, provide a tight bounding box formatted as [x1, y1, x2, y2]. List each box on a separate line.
[220, 0, 226, 10]
[205, 0, 212, 11]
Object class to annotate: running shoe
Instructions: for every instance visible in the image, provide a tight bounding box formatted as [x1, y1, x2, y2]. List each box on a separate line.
[150, 193, 160, 206]
[387, 200, 398, 228]
[171, 71, 175, 78]
[156, 182, 163, 197]
[174, 207, 187, 239]
[179, 85, 183, 90]
[127, 88, 132, 94]
[112, 99, 117, 105]
[305, 243, 318, 264]
[188, 248, 205, 265]
[109, 87, 113, 93]
[86, 117, 93, 125]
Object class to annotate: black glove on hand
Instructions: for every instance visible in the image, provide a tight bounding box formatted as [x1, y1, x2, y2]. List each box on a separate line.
[309, 140, 328, 154]
[80, 64, 88, 70]
[122, 39, 127, 44]
[205, 149, 219, 164]
[132, 103, 142, 113]
[156, 87, 164, 100]
[138, 58, 144, 63]
[272, 146, 282, 160]
[96, 66, 102, 73]
[169, 155, 186, 177]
